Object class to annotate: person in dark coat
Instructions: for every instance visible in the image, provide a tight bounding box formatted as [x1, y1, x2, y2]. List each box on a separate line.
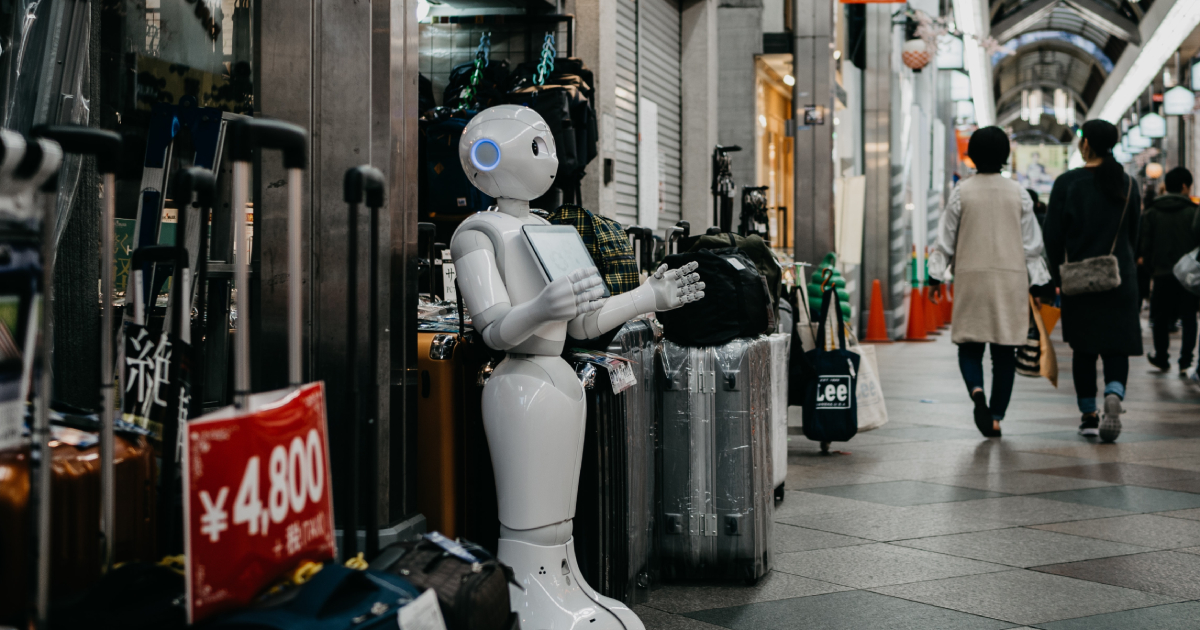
[1139, 167, 1199, 375]
[1044, 120, 1142, 443]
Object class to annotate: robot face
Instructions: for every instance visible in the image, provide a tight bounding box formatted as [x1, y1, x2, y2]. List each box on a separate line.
[459, 105, 558, 201]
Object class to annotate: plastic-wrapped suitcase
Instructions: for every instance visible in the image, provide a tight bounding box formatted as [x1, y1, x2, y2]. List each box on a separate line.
[573, 318, 658, 605]
[767, 333, 790, 501]
[658, 336, 773, 583]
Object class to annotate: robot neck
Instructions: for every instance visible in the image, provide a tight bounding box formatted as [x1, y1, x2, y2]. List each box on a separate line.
[495, 198, 531, 218]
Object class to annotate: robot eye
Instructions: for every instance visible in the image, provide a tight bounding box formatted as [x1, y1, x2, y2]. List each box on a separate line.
[532, 136, 550, 158]
[470, 139, 501, 171]
[531, 140, 538, 156]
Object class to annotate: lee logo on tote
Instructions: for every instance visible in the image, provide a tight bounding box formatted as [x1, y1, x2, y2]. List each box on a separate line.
[815, 376, 852, 409]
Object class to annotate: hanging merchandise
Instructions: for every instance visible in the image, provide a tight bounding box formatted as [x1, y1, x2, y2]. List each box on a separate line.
[902, 38, 932, 70]
[443, 33, 512, 112]
[807, 252, 851, 320]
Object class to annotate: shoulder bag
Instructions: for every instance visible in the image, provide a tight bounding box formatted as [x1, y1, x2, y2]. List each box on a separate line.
[1059, 176, 1133, 296]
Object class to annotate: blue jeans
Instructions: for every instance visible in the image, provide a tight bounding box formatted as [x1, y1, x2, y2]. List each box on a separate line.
[957, 343, 1018, 420]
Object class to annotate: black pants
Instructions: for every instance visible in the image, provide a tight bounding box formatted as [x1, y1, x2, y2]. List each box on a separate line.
[1072, 351, 1128, 414]
[1150, 275, 1199, 368]
[957, 343, 1018, 420]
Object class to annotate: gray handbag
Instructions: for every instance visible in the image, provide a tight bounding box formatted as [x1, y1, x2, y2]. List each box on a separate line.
[1059, 176, 1132, 296]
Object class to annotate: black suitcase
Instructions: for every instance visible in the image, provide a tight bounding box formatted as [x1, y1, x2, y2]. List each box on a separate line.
[572, 318, 659, 605]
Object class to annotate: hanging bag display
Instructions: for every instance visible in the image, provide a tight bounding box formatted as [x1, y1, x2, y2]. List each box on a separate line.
[1059, 176, 1132, 296]
[802, 276, 859, 448]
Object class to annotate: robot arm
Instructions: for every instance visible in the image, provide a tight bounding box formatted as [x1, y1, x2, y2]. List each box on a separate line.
[567, 262, 704, 340]
[453, 228, 607, 351]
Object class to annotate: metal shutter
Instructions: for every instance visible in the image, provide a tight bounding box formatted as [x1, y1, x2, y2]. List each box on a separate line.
[614, 0, 640, 226]
[637, 0, 682, 230]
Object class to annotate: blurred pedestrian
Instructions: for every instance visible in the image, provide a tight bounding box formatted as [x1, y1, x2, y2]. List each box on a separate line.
[1044, 120, 1142, 443]
[1140, 167, 1198, 376]
[930, 127, 1051, 438]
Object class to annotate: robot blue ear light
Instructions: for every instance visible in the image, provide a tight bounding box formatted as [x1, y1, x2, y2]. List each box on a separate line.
[471, 138, 501, 171]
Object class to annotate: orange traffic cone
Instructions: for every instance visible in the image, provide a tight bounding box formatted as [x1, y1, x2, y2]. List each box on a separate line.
[904, 287, 932, 341]
[863, 279, 892, 343]
[923, 286, 941, 334]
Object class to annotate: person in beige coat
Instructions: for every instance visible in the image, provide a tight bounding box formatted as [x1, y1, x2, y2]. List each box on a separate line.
[929, 127, 1051, 437]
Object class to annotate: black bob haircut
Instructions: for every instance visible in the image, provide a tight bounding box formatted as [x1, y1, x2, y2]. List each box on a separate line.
[968, 126, 1010, 174]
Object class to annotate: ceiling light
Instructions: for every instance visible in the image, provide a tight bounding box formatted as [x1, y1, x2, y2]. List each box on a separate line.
[1021, 90, 1030, 121]
[1028, 89, 1043, 125]
[1129, 127, 1152, 148]
[1095, 1, 1200, 122]
[1114, 146, 1132, 163]
[783, 74, 795, 87]
[1140, 111, 1167, 138]
[1164, 85, 1195, 115]
[1054, 89, 1069, 125]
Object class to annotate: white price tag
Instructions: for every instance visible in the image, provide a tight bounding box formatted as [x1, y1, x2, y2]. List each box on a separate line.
[398, 589, 448, 630]
[723, 256, 746, 271]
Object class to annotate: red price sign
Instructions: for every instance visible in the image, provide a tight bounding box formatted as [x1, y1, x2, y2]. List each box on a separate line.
[183, 382, 336, 624]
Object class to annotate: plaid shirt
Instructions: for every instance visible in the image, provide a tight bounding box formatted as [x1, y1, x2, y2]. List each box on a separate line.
[547, 204, 641, 295]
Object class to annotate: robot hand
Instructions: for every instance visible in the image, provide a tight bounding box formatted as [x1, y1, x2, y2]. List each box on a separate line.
[646, 261, 705, 312]
[536, 266, 607, 321]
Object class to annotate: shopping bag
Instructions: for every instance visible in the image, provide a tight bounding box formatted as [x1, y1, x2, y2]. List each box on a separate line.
[1175, 247, 1200, 296]
[1039, 303, 1061, 335]
[850, 343, 887, 431]
[1030, 296, 1058, 388]
[1015, 315, 1041, 378]
[802, 286, 859, 443]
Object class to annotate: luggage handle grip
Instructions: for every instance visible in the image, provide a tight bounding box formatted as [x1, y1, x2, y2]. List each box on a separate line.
[229, 118, 307, 169]
[176, 166, 217, 208]
[30, 125, 122, 173]
[343, 165, 386, 207]
[13, 137, 61, 192]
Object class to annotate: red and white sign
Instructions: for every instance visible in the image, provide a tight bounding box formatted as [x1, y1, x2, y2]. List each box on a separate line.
[183, 382, 336, 624]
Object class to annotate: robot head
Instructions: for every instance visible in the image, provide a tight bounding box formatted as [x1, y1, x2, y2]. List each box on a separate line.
[459, 105, 558, 201]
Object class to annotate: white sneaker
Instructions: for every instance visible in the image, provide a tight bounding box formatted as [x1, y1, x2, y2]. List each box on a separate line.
[1100, 394, 1122, 443]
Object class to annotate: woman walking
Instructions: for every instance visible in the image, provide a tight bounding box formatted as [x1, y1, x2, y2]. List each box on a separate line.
[930, 126, 1051, 437]
[1043, 120, 1142, 443]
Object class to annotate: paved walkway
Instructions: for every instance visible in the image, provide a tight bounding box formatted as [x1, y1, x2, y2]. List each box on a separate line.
[638, 320, 1200, 629]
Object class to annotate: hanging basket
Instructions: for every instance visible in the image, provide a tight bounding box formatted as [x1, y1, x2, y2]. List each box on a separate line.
[902, 39, 932, 70]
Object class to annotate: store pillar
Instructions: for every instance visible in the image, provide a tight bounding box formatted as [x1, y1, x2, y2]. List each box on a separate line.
[791, 0, 835, 265]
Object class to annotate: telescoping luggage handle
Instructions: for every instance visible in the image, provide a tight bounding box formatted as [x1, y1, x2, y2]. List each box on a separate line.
[175, 167, 217, 417]
[665, 220, 690, 255]
[343, 165, 386, 561]
[625, 225, 653, 273]
[30, 125, 123, 576]
[12, 132, 63, 630]
[229, 118, 307, 408]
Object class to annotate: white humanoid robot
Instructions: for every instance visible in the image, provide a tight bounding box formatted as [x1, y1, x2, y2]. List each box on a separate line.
[449, 105, 704, 630]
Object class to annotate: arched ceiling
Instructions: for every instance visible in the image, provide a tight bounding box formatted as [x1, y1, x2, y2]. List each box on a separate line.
[988, 0, 1146, 117]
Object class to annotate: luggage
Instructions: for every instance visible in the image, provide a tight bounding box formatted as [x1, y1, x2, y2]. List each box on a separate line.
[767, 333, 790, 499]
[658, 336, 774, 583]
[369, 533, 516, 630]
[444, 58, 512, 111]
[208, 564, 422, 630]
[801, 284, 859, 448]
[573, 318, 659, 605]
[656, 249, 772, 346]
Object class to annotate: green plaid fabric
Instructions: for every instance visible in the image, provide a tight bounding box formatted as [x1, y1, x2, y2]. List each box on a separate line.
[547, 204, 641, 295]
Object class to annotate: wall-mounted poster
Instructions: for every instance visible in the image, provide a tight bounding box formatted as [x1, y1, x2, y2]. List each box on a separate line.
[1012, 144, 1069, 195]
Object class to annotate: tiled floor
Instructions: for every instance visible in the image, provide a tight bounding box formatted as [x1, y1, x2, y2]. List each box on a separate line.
[639, 320, 1200, 629]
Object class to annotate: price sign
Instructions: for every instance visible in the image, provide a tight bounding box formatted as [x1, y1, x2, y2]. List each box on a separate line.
[183, 382, 336, 624]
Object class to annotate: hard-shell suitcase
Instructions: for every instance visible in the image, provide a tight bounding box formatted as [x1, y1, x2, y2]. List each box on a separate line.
[573, 318, 659, 605]
[767, 333, 791, 500]
[658, 336, 773, 583]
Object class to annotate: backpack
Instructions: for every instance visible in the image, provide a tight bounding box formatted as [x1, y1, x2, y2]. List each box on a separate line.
[421, 114, 494, 233]
[656, 249, 772, 346]
[545, 204, 640, 297]
[685, 232, 783, 322]
[443, 59, 511, 111]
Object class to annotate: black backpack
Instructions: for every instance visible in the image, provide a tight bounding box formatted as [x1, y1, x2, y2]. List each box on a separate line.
[656, 249, 773, 346]
[420, 113, 495, 232]
[443, 59, 511, 111]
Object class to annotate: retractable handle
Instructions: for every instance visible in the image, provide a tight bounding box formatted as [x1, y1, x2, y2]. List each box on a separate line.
[175, 167, 216, 419]
[625, 225, 653, 272]
[342, 165, 386, 561]
[228, 118, 307, 408]
[16, 133, 62, 630]
[31, 124, 123, 575]
[417, 222, 436, 295]
[128, 245, 185, 327]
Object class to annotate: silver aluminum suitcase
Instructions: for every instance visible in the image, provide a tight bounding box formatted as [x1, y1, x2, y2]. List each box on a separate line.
[768, 333, 791, 501]
[658, 336, 773, 583]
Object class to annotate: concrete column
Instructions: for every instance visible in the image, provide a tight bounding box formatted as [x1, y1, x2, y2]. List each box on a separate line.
[859, 2, 894, 334]
[792, 0, 835, 265]
[717, 1, 763, 225]
[571, 0, 618, 217]
[680, 0, 719, 229]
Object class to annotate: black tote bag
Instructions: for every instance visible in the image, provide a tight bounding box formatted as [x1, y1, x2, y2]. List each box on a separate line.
[802, 286, 860, 443]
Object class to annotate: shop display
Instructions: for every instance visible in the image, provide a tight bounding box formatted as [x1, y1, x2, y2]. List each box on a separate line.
[449, 105, 703, 630]
[658, 336, 774, 582]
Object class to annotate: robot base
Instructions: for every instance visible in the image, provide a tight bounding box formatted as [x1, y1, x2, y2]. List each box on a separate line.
[501, 536, 645, 630]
